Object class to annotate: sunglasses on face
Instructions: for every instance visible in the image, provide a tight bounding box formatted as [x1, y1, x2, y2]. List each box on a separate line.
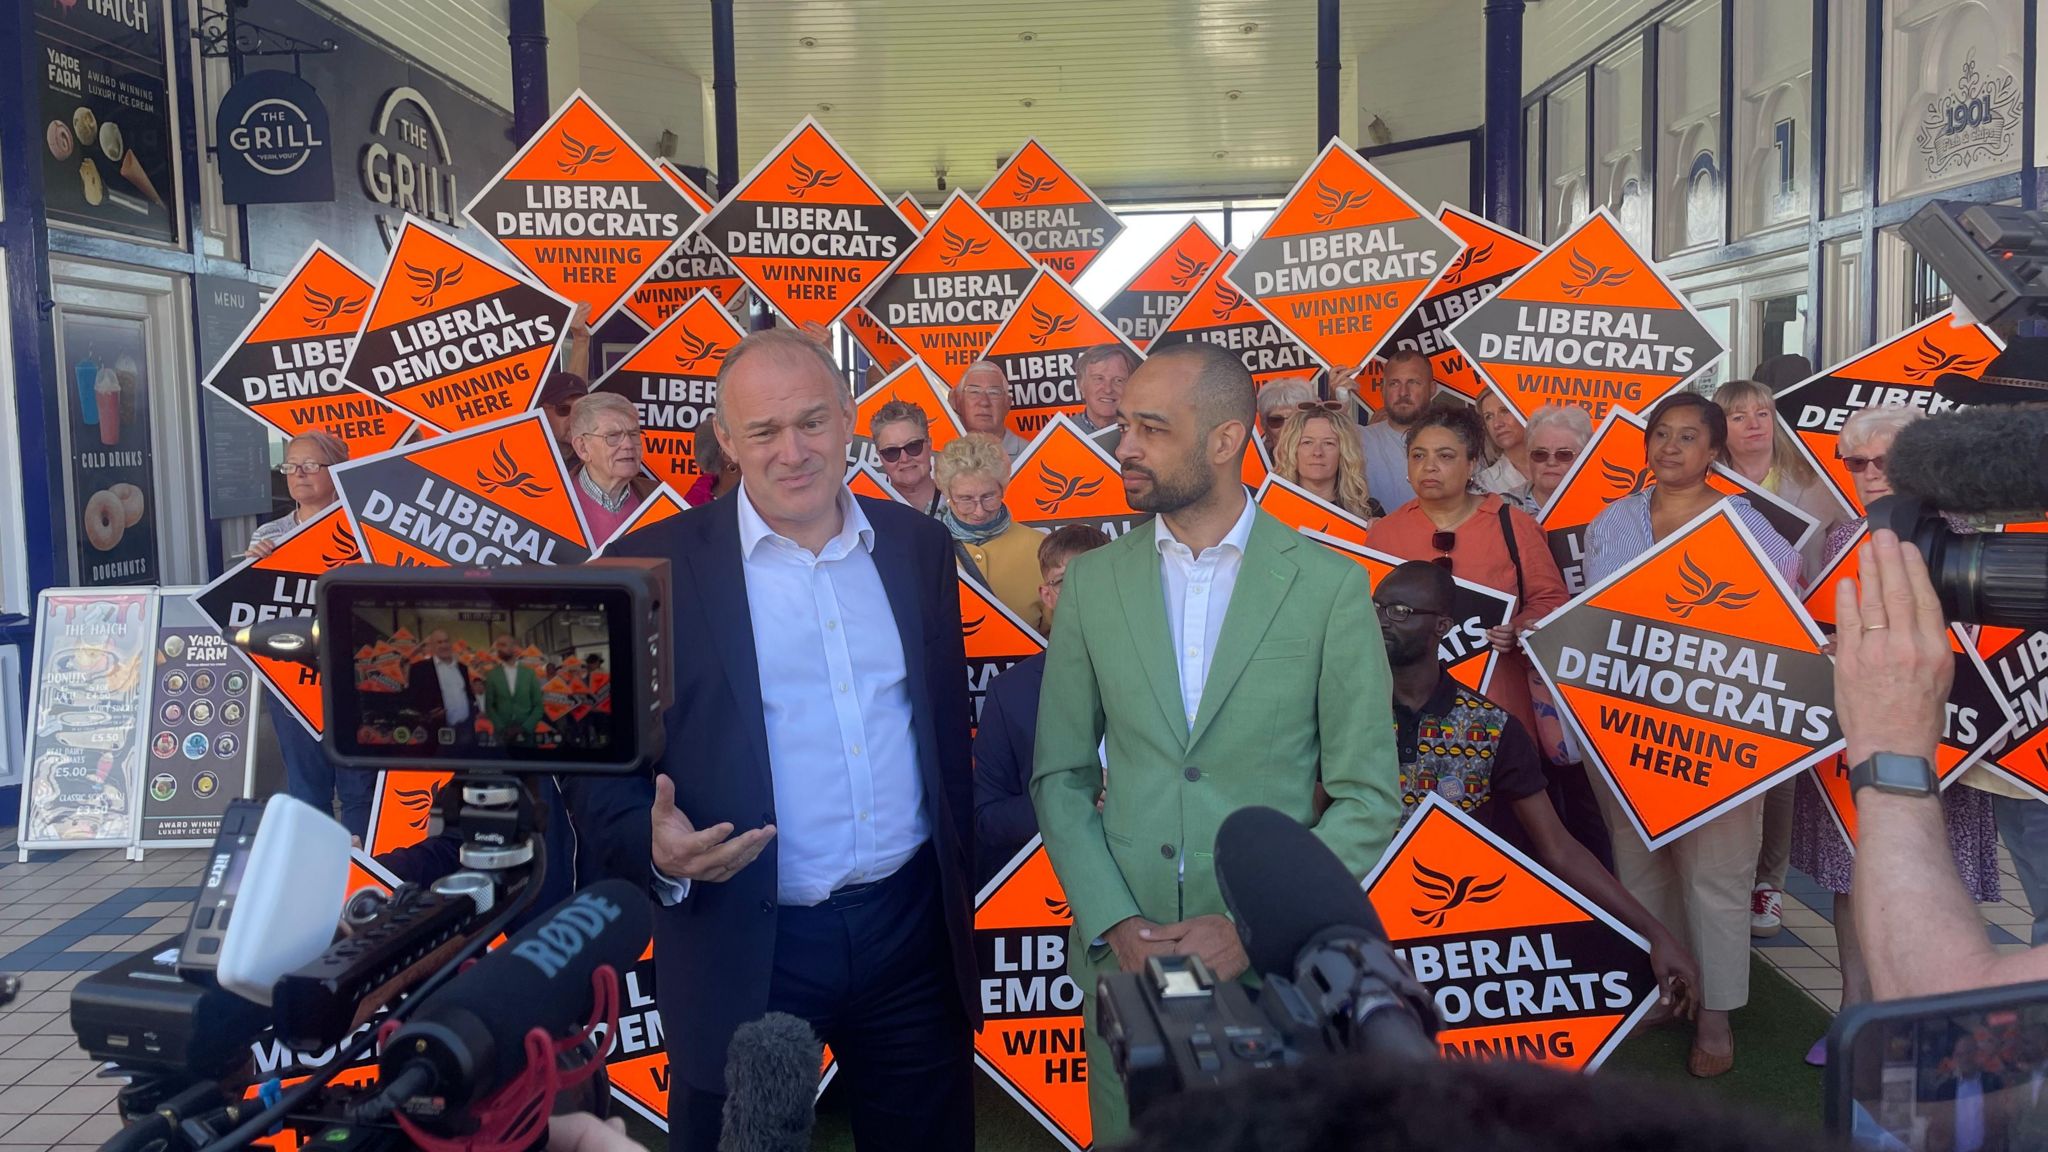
[877, 438, 928, 463]
[1838, 453, 1887, 474]
[1527, 448, 1578, 465]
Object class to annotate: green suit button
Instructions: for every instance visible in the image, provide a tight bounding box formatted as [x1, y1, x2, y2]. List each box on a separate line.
[1160, 844, 1176, 858]
[1183, 766, 1201, 781]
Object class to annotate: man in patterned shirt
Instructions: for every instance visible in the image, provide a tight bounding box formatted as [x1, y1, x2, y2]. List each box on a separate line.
[1377, 560, 1701, 1011]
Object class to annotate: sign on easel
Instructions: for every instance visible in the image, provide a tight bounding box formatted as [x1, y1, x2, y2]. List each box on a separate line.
[134, 588, 259, 850]
[19, 589, 158, 857]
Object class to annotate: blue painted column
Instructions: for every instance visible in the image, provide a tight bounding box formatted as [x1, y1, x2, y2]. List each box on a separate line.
[1317, 0, 1340, 147]
[509, 0, 551, 140]
[1483, 0, 1527, 232]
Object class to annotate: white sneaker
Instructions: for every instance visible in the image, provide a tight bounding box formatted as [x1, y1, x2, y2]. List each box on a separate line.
[1750, 884, 1783, 937]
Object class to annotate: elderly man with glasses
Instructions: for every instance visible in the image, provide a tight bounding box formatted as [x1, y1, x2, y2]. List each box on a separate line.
[568, 393, 657, 542]
[950, 359, 1026, 462]
[870, 400, 943, 516]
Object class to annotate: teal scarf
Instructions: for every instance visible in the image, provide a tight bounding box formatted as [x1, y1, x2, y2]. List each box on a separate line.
[942, 504, 1013, 545]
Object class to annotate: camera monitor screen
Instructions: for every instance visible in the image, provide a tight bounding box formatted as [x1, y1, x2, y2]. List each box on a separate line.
[1829, 980, 2048, 1149]
[322, 580, 646, 773]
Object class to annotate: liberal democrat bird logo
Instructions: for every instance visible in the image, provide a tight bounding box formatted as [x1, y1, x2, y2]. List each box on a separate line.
[962, 615, 985, 637]
[672, 329, 728, 371]
[1044, 896, 1071, 920]
[1437, 242, 1494, 288]
[1027, 304, 1078, 347]
[1168, 249, 1208, 288]
[1310, 181, 1371, 226]
[1600, 459, 1653, 503]
[319, 522, 362, 568]
[784, 156, 842, 199]
[475, 442, 554, 499]
[937, 228, 990, 269]
[404, 262, 464, 308]
[301, 284, 366, 331]
[395, 782, 442, 832]
[1035, 461, 1102, 512]
[1411, 859, 1504, 929]
[1899, 336, 1990, 381]
[1559, 249, 1631, 299]
[1211, 281, 1249, 319]
[555, 131, 616, 174]
[1011, 167, 1060, 201]
[1665, 553, 1758, 618]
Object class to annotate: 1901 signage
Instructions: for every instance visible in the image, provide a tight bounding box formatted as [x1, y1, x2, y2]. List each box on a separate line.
[216, 69, 333, 204]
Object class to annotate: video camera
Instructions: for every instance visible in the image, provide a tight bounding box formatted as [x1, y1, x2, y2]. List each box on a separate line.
[67, 562, 670, 1152]
[1097, 806, 1442, 1121]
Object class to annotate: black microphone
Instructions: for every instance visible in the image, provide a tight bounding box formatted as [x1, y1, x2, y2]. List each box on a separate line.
[376, 879, 651, 1120]
[229, 615, 320, 668]
[1884, 401, 2048, 519]
[719, 1012, 821, 1152]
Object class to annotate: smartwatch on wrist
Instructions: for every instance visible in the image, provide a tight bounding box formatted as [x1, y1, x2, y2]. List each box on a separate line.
[1847, 752, 1938, 798]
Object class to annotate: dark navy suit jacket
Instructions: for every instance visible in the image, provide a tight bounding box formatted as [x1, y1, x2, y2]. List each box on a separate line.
[560, 491, 978, 1093]
[972, 651, 1045, 883]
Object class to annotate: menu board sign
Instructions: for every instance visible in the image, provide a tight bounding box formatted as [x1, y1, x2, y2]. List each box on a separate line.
[18, 590, 158, 853]
[137, 589, 257, 846]
[36, 0, 178, 241]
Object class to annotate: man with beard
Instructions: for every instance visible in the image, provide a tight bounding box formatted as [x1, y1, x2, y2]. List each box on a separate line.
[483, 634, 541, 746]
[1030, 341, 1399, 1143]
[1350, 347, 1432, 509]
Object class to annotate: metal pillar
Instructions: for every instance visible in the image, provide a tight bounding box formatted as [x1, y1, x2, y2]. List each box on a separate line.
[508, 0, 550, 140]
[712, 0, 740, 197]
[1317, 0, 1340, 147]
[1483, 0, 1527, 232]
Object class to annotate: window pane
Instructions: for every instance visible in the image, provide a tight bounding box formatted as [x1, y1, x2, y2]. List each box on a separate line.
[1734, 1, 1812, 236]
[1545, 76, 1590, 241]
[1525, 102, 1544, 236]
[1822, 235, 1866, 363]
[1827, 0, 1869, 214]
[1881, 0, 2024, 201]
[1595, 43, 1650, 247]
[1658, 1, 1726, 256]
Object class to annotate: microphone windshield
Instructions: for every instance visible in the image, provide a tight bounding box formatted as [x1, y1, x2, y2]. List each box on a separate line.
[1215, 806, 1388, 977]
[720, 1012, 820, 1152]
[1886, 402, 2048, 516]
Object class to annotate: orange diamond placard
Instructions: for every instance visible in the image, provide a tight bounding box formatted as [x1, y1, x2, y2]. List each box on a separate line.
[983, 272, 1142, 438]
[621, 162, 749, 330]
[1241, 434, 1273, 491]
[591, 290, 746, 490]
[200, 242, 414, 456]
[192, 505, 363, 737]
[846, 307, 914, 375]
[976, 138, 1124, 282]
[1446, 208, 1725, 423]
[1773, 309, 2014, 515]
[975, 837, 1091, 1151]
[845, 461, 896, 504]
[862, 190, 1040, 386]
[895, 193, 929, 231]
[1362, 794, 1659, 1071]
[1358, 205, 1546, 404]
[1255, 474, 1371, 546]
[598, 484, 690, 553]
[331, 412, 593, 567]
[959, 572, 1046, 727]
[1005, 414, 1144, 538]
[1523, 506, 1842, 848]
[1977, 619, 2048, 799]
[697, 118, 917, 329]
[1233, 140, 1460, 371]
[344, 219, 575, 433]
[1151, 251, 1319, 389]
[1302, 529, 1513, 696]
[852, 359, 965, 473]
[465, 91, 702, 325]
[365, 769, 453, 855]
[1100, 219, 1224, 350]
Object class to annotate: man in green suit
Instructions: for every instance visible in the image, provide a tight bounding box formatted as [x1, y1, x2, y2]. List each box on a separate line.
[1030, 342, 1401, 1142]
[483, 633, 542, 745]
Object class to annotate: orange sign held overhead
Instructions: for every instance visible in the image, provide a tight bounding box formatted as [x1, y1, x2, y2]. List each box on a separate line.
[622, 163, 750, 330]
[981, 272, 1140, 437]
[200, 243, 413, 456]
[697, 118, 917, 329]
[192, 506, 363, 737]
[1151, 252, 1319, 389]
[1773, 309, 2012, 515]
[1523, 505, 1841, 848]
[1303, 530, 1513, 695]
[1004, 414, 1143, 538]
[590, 289, 747, 490]
[465, 91, 701, 325]
[958, 572, 1046, 727]
[852, 359, 965, 474]
[974, 837, 1091, 1150]
[846, 307, 914, 375]
[1232, 140, 1460, 371]
[894, 192, 929, 231]
[365, 769, 454, 855]
[862, 190, 1040, 385]
[1360, 205, 1546, 402]
[1446, 208, 1725, 423]
[1255, 474, 1371, 546]
[1362, 795, 1660, 1070]
[332, 412, 593, 567]
[1100, 219, 1224, 350]
[976, 138, 1124, 282]
[344, 219, 574, 434]
[599, 484, 690, 552]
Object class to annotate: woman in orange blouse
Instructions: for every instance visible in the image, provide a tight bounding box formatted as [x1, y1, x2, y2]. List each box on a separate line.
[1365, 402, 1569, 742]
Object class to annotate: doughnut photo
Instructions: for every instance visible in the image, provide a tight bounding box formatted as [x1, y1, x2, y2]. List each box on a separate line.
[80, 158, 103, 207]
[82, 490, 124, 552]
[72, 107, 98, 147]
[47, 120, 73, 161]
[110, 483, 144, 528]
[99, 121, 124, 163]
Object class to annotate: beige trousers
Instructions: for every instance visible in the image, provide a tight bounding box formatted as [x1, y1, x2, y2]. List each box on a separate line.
[1754, 778, 1796, 891]
[1594, 778, 1765, 1011]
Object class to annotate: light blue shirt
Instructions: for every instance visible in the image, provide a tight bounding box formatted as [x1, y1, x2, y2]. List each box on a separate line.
[1582, 489, 1803, 588]
[1357, 421, 1416, 511]
[734, 482, 930, 906]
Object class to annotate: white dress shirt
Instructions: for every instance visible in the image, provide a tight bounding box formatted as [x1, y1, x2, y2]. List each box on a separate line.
[432, 658, 470, 725]
[1954, 1074, 1987, 1152]
[1153, 489, 1258, 731]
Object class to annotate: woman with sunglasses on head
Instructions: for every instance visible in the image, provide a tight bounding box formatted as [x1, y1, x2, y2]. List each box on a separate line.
[1507, 403, 1593, 516]
[1366, 401, 1567, 746]
[1274, 403, 1384, 524]
[1579, 391, 1802, 1080]
[1254, 378, 1318, 457]
[870, 399, 943, 516]
[935, 434, 1049, 630]
[1475, 390, 1533, 497]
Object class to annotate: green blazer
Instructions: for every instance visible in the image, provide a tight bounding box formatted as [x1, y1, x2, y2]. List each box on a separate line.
[484, 662, 543, 740]
[1029, 507, 1400, 950]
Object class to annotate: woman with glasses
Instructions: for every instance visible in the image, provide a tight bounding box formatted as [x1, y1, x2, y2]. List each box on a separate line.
[1475, 390, 1532, 496]
[935, 434, 1048, 630]
[1579, 391, 1802, 1080]
[568, 393, 657, 542]
[1786, 403, 2006, 1066]
[1365, 402, 1567, 748]
[1254, 379, 1317, 456]
[244, 430, 375, 839]
[1508, 403, 1593, 515]
[871, 399, 943, 516]
[1273, 404, 1383, 524]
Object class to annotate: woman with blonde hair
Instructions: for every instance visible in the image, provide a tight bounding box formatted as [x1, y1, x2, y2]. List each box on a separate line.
[1274, 405, 1383, 524]
[934, 434, 1048, 630]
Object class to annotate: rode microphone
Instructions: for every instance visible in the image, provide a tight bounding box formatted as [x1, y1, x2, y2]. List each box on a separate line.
[719, 1013, 821, 1152]
[374, 879, 650, 1123]
[230, 615, 320, 668]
